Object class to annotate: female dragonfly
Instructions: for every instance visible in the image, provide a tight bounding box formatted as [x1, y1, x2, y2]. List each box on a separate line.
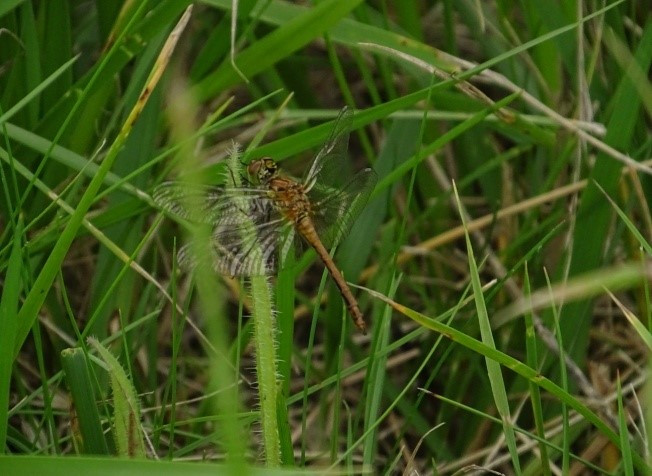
[153, 107, 377, 333]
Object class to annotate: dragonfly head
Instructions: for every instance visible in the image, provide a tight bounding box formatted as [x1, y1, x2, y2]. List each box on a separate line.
[247, 157, 278, 184]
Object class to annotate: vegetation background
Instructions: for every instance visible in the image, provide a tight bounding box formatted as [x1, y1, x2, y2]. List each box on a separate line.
[0, 0, 651, 474]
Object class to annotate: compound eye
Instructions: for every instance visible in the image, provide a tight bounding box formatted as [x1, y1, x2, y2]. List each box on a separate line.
[247, 160, 261, 177]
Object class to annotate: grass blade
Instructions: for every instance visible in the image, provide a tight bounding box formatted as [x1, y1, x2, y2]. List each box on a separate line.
[0, 219, 23, 450]
[60, 348, 109, 455]
[194, 0, 364, 98]
[452, 181, 522, 473]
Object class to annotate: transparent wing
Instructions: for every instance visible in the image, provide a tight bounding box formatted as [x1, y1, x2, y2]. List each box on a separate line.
[308, 167, 377, 249]
[302, 107, 354, 191]
[154, 181, 298, 276]
[152, 181, 269, 225]
[213, 218, 287, 276]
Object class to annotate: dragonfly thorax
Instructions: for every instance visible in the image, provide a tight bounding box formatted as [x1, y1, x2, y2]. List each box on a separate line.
[269, 177, 312, 225]
[247, 157, 278, 184]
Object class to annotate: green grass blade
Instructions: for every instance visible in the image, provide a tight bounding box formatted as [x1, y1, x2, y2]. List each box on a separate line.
[617, 376, 634, 476]
[39, 0, 73, 111]
[0, 218, 23, 451]
[17, 1, 40, 127]
[452, 182, 522, 473]
[0, 56, 77, 126]
[0, 455, 315, 474]
[362, 277, 398, 467]
[522, 264, 551, 476]
[60, 348, 109, 455]
[275, 265, 295, 466]
[0, 124, 136, 195]
[546, 270, 569, 473]
[606, 289, 652, 352]
[195, 0, 364, 98]
[0, 1, 23, 18]
[595, 181, 652, 256]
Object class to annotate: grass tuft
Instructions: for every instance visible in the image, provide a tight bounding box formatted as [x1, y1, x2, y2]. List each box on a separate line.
[1, 1, 651, 473]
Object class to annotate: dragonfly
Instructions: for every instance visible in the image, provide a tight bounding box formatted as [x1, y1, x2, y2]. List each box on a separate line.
[153, 107, 377, 333]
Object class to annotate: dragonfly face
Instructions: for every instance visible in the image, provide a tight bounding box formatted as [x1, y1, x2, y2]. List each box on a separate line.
[153, 107, 377, 333]
[247, 157, 278, 185]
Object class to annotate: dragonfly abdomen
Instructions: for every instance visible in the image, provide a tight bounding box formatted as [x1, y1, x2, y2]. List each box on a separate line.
[296, 217, 367, 334]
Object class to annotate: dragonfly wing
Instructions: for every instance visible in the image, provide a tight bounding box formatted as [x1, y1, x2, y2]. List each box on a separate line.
[153, 182, 225, 224]
[302, 107, 354, 190]
[212, 218, 285, 276]
[152, 182, 268, 225]
[309, 167, 377, 249]
[175, 216, 288, 277]
[276, 224, 297, 267]
[210, 210, 300, 276]
[154, 181, 291, 276]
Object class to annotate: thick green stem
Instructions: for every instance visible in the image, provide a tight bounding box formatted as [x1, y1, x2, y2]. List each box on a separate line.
[250, 275, 281, 466]
[227, 148, 280, 465]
